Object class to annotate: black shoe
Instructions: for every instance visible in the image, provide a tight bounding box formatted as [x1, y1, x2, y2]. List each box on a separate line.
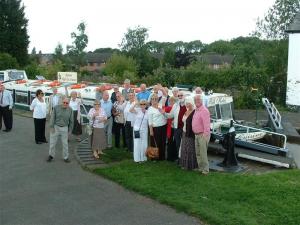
[64, 158, 71, 163]
[42, 140, 48, 143]
[36, 141, 42, 144]
[46, 155, 53, 162]
[3, 129, 11, 132]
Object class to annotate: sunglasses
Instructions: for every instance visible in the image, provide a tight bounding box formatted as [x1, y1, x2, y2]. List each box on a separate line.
[178, 95, 183, 97]
[94, 104, 100, 106]
[40, 93, 44, 95]
[63, 102, 69, 104]
[151, 98, 158, 100]
[140, 103, 146, 105]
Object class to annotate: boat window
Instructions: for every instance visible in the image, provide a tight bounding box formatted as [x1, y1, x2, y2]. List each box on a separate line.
[0, 72, 4, 81]
[30, 92, 36, 103]
[8, 71, 25, 80]
[219, 103, 233, 120]
[208, 106, 217, 120]
[15, 92, 28, 104]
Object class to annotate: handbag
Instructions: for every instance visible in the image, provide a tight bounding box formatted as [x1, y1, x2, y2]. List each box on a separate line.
[134, 111, 145, 139]
[86, 118, 95, 136]
[146, 137, 159, 159]
[134, 130, 140, 138]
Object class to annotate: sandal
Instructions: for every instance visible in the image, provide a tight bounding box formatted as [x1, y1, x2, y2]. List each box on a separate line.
[93, 151, 99, 159]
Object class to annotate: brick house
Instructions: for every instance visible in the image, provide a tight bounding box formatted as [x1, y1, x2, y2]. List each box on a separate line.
[197, 53, 234, 69]
[81, 52, 112, 72]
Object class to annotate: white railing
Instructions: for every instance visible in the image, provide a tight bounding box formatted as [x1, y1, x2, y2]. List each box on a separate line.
[262, 98, 282, 129]
[211, 119, 287, 149]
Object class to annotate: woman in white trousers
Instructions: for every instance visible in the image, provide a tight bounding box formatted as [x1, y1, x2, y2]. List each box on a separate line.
[130, 99, 149, 162]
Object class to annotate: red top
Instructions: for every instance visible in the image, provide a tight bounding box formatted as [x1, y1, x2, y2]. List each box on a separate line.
[164, 106, 173, 139]
[177, 105, 187, 129]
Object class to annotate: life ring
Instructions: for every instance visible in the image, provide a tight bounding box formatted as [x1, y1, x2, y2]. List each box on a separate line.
[103, 84, 112, 90]
[49, 80, 61, 87]
[16, 80, 27, 84]
[133, 87, 141, 93]
[71, 84, 86, 89]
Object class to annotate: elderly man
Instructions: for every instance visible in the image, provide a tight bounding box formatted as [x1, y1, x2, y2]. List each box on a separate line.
[163, 91, 186, 161]
[47, 97, 74, 163]
[121, 79, 132, 101]
[192, 95, 211, 174]
[101, 91, 113, 148]
[0, 83, 13, 132]
[136, 83, 151, 101]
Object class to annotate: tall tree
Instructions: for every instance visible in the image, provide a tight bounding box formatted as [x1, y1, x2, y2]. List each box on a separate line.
[67, 22, 88, 69]
[0, 0, 29, 65]
[120, 26, 159, 76]
[253, 0, 300, 39]
[120, 26, 149, 54]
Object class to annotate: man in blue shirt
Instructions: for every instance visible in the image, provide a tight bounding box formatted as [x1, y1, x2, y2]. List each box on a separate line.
[100, 91, 113, 148]
[136, 83, 151, 102]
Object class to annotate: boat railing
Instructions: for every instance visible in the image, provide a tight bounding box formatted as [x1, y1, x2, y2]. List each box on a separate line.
[211, 119, 287, 149]
[262, 98, 282, 130]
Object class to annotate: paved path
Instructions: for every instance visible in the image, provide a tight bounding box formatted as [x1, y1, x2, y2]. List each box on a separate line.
[0, 115, 200, 225]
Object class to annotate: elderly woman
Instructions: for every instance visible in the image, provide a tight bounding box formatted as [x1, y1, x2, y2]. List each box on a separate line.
[179, 97, 198, 170]
[88, 100, 107, 159]
[30, 89, 47, 144]
[112, 92, 126, 148]
[130, 99, 149, 162]
[69, 91, 82, 141]
[148, 93, 167, 160]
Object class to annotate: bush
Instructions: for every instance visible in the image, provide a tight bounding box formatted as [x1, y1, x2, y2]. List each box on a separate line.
[0, 53, 19, 70]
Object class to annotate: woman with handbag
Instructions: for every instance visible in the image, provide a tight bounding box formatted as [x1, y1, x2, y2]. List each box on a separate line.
[130, 99, 149, 162]
[88, 100, 107, 159]
[148, 94, 167, 160]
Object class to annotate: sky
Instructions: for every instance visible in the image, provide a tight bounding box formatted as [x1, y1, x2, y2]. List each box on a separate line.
[22, 0, 275, 53]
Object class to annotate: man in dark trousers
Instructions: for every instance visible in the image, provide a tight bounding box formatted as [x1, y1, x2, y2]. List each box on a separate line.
[0, 83, 13, 132]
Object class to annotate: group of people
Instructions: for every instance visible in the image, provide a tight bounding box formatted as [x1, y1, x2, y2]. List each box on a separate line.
[1, 79, 211, 174]
[91, 79, 211, 174]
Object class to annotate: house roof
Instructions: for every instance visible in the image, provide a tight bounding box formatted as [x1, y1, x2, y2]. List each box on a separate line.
[286, 11, 300, 33]
[85, 53, 112, 63]
[198, 53, 234, 65]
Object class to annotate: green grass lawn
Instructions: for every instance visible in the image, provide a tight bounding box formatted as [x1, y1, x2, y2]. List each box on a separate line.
[101, 147, 132, 163]
[94, 159, 300, 225]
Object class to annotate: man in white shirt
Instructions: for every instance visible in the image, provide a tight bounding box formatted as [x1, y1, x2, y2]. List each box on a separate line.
[0, 83, 14, 132]
[163, 91, 186, 160]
